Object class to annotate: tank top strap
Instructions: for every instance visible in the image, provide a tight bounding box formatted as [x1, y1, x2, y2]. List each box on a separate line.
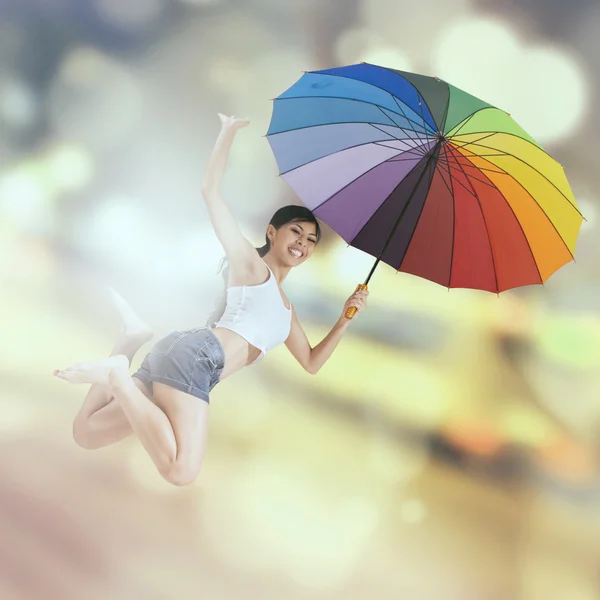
[260, 258, 275, 281]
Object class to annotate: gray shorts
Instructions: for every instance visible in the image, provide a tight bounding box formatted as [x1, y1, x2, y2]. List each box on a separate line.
[132, 327, 225, 403]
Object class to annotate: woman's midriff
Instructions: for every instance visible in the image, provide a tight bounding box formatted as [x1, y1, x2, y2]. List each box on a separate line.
[211, 327, 262, 380]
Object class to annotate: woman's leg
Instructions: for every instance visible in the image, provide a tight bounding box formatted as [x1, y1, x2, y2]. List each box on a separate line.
[55, 357, 209, 486]
[65, 289, 153, 450]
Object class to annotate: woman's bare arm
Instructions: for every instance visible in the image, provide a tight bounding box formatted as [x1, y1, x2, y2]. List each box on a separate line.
[285, 286, 369, 374]
[202, 114, 257, 268]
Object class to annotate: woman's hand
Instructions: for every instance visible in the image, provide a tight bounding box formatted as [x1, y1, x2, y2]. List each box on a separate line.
[340, 285, 369, 323]
[218, 113, 250, 131]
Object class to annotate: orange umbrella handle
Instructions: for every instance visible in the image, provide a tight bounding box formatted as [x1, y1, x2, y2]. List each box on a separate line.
[345, 284, 368, 319]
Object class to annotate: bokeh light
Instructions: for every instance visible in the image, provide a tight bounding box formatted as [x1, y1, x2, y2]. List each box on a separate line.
[335, 28, 414, 71]
[368, 436, 429, 485]
[203, 452, 380, 591]
[43, 144, 95, 193]
[335, 27, 381, 65]
[361, 0, 472, 70]
[93, 0, 168, 31]
[48, 47, 144, 152]
[432, 16, 590, 144]
[400, 498, 427, 525]
[360, 47, 413, 71]
[0, 167, 54, 234]
[0, 76, 37, 130]
[78, 195, 153, 270]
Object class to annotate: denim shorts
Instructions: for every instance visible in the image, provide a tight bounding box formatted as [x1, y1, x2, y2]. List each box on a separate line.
[132, 327, 225, 403]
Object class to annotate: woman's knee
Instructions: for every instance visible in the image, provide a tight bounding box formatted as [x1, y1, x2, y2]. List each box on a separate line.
[72, 419, 97, 450]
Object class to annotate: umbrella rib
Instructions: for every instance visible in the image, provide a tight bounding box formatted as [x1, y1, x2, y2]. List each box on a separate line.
[434, 150, 454, 197]
[309, 148, 421, 213]
[374, 139, 431, 158]
[447, 107, 545, 151]
[368, 122, 404, 141]
[373, 137, 432, 152]
[268, 120, 421, 139]
[360, 63, 439, 133]
[374, 105, 432, 140]
[277, 138, 426, 176]
[369, 123, 434, 151]
[457, 138, 583, 218]
[387, 154, 434, 163]
[435, 149, 466, 177]
[393, 150, 441, 275]
[439, 79, 452, 134]
[362, 147, 441, 285]
[447, 145, 500, 293]
[439, 162, 479, 199]
[308, 68, 438, 134]
[383, 65, 441, 135]
[446, 107, 490, 138]
[270, 118, 433, 147]
[432, 154, 454, 183]
[273, 95, 433, 135]
[456, 149, 546, 284]
[391, 95, 431, 145]
[462, 152, 512, 158]
[438, 147, 457, 288]
[441, 151, 503, 190]
[444, 150, 500, 192]
[452, 145, 576, 262]
[449, 132, 499, 152]
[415, 96, 437, 135]
[456, 163, 504, 175]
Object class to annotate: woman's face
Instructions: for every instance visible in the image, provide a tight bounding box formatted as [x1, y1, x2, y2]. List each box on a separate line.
[270, 221, 318, 267]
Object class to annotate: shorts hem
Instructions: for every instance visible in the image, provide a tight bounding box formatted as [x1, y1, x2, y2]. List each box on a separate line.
[133, 374, 210, 403]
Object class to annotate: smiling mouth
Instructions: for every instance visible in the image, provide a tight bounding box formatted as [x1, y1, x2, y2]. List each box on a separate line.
[288, 247, 303, 259]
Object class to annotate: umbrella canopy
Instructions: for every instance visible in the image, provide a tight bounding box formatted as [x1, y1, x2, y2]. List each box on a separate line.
[266, 62, 583, 293]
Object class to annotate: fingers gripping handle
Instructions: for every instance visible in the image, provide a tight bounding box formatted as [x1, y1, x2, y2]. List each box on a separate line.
[345, 284, 368, 319]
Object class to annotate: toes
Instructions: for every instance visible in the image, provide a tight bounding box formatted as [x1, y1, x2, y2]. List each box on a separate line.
[54, 368, 79, 381]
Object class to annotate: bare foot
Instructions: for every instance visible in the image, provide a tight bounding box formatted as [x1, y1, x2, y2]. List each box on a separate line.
[109, 287, 153, 346]
[54, 355, 129, 386]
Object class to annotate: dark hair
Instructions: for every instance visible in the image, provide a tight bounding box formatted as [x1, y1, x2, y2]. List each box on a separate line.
[205, 205, 321, 328]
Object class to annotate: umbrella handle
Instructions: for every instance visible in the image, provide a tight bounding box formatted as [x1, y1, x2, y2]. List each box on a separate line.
[345, 284, 368, 319]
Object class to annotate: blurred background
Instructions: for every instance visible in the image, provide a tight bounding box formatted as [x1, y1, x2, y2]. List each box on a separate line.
[1, 0, 600, 598]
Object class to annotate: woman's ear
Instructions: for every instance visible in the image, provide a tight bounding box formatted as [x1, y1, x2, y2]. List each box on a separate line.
[266, 224, 276, 241]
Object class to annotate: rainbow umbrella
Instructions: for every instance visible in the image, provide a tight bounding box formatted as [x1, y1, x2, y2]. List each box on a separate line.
[266, 62, 583, 306]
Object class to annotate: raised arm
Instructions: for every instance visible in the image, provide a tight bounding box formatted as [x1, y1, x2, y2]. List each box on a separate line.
[285, 286, 369, 374]
[202, 114, 257, 265]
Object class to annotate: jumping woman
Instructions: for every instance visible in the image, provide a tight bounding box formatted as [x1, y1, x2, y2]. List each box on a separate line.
[54, 114, 369, 487]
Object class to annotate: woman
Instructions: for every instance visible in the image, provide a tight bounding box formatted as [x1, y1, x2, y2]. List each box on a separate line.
[54, 114, 369, 487]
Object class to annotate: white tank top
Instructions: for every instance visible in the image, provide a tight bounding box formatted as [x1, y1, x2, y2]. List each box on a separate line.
[214, 259, 292, 364]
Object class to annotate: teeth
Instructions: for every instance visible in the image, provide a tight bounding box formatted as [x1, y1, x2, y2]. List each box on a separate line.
[289, 248, 302, 258]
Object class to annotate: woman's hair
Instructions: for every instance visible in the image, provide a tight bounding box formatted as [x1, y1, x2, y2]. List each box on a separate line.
[205, 205, 321, 328]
